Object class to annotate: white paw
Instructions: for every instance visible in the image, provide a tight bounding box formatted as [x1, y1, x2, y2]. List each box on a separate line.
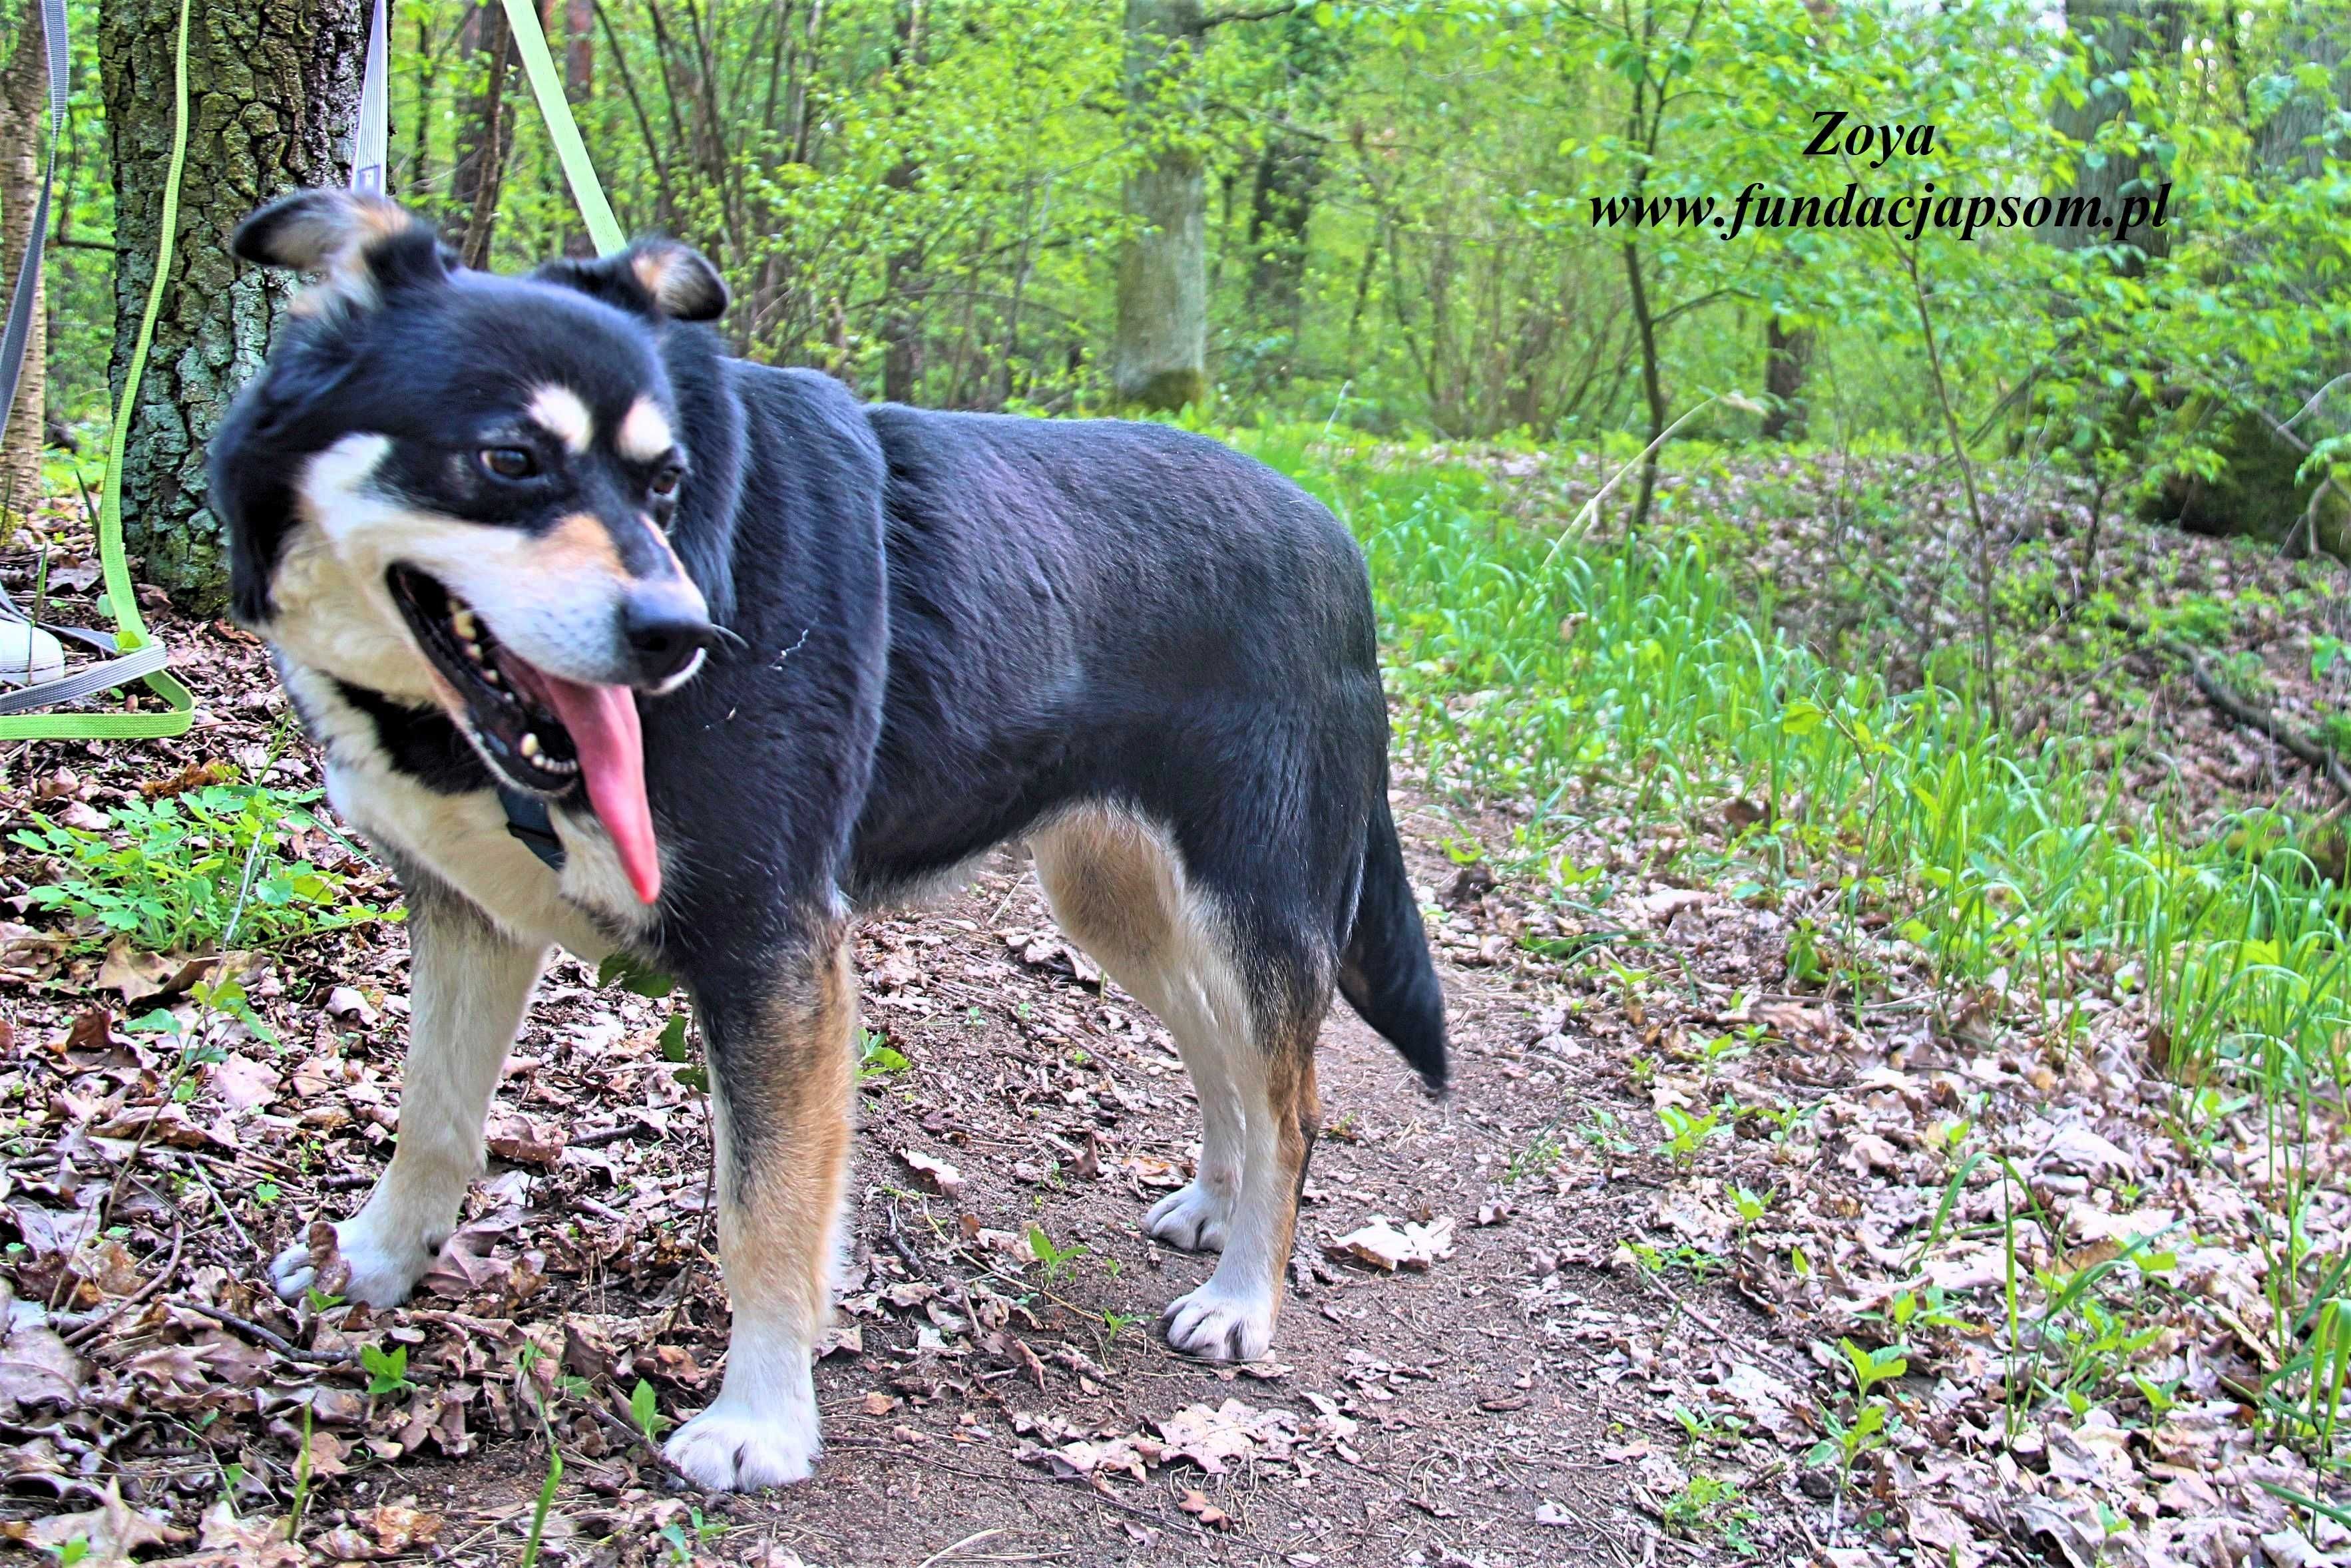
[270, 1217, 439, 1308]
[662, 1401, 821, 1491]
[1145, 1180, 1234, 1252]
[1162, 1282, 1277, 1362]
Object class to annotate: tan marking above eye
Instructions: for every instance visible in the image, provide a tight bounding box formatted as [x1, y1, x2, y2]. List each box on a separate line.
[526, 386, 594, 455]
[618, 397, 675, 464]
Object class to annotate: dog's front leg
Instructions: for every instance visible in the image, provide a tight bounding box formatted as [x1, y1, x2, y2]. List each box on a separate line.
[663, 924, 856, 1490]
[273, 885, 546, 1306]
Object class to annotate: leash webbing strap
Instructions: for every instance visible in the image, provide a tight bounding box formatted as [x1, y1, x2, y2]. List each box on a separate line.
[0, 0, 63, 467]
[351, 0, 390, 193]
[501, 0, 626, 258]
[0, 0, 195, 740]
[498, 785, 566, 872]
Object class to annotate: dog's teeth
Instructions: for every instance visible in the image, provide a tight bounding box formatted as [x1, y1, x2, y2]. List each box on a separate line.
[451, 608, 479, 640]
[519, 732, 542, 759]
[481, 666, 502, 687]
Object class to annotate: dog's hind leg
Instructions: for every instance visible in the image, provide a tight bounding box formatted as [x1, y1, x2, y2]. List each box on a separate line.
[272, 882, 546, 1306]
[1031, 807, 1327, 1362]
[1159, 1005, 1323, 1362]
[1030, 809, 1245, 1252]
[662, 921, 857, 1491]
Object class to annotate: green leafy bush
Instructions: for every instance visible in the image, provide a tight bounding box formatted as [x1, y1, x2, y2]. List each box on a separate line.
[11, 785, 377, 953]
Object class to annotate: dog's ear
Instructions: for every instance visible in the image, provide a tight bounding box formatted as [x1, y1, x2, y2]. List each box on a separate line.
[233, 189, 447, 313]
[535, 238, 728, 323]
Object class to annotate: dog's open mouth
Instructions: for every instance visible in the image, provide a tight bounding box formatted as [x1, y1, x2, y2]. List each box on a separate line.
[387, 564, 663, 904]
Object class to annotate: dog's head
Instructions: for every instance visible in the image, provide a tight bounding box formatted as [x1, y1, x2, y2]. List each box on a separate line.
[212, 190, 736, 904]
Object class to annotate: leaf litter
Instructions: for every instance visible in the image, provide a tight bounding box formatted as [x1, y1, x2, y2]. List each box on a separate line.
[11, 481, 2351, 1562]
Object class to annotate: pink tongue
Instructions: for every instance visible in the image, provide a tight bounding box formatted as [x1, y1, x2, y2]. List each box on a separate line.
[536, 675, 662, 904]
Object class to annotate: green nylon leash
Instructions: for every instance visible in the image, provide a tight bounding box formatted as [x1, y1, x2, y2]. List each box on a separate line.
[1, 0, 617, 742]
[0, 0, 195, 741]
[501, 0, 626, 259]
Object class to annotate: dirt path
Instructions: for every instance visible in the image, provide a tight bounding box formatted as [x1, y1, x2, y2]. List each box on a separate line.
[421, 801, 1795, 1567]
[1, 764, 1795, 1568]
[0, 610, 1813, 1568]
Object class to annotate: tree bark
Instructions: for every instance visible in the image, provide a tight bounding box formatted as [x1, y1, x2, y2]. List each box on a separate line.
[881, 0, 925, 404]
[1623, 242, 1665, 532]
[2043, 0, 2184, 264]
[101, 0, 365, 608]
[1243, 133, 1316, 387]
[2253, 3, 2348, 178]
[1761, 317, 1813, 441]
[565, 0, 594, 96]
[1, 0, 46, 522]
[453, 0, 516, 270]
[1113, 0, 1207, 412]
[1239, 15, 1338, 393]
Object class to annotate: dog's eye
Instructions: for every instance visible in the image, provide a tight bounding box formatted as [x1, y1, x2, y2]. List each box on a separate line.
[648, 464, 683, 500]
[481, 447, 538, 481]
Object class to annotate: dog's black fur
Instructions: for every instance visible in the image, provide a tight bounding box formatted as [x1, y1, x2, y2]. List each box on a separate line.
[209, 190, 1444, 1487]
[214, 207, 1443, 1085]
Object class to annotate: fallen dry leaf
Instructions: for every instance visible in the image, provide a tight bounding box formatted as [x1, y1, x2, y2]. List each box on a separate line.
[1324, 1216, 1456, 1271]
[900, 1147, 964, 1196]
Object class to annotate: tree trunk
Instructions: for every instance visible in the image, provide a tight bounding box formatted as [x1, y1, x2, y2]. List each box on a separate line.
[2253, 3, 2348, 178]
[1243, 133, 1317, 388]
[101, 0, 365, 608]
[452, 0, 515, 270]
[881, 0, 924, 404]
[1240, 14, 1338, 394]
[1112, 0, 1207, 412]
[2043, 0, 2184, 263]
[1, 0, 46, 523]
[1761, 317, 1813, 441]
[565, 0, 593, 95]
[1623, 242, 1665, 532]
[409, 12, 437, 196]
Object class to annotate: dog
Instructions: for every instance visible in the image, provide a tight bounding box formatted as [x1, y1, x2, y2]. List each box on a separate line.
[208, 188, 1447, 1490]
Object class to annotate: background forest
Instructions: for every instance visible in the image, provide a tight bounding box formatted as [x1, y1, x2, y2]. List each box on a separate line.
[12, 3, 2351, 1565]
[10, 0, 2351, 566]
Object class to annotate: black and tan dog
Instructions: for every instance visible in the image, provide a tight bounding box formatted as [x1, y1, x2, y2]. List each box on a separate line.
[210, 189, 1446, 1489]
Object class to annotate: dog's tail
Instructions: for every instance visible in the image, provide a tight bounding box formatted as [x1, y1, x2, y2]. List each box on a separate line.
[1337, 790, 1448, 1093]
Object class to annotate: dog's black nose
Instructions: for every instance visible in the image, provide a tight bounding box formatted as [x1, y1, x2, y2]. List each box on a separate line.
[622, 587, 717, 685]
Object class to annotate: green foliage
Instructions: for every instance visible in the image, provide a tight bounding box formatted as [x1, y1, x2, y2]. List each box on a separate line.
[857, 1028, 911, 1082]
[1653, 1103, 1723, 1167]
[597, 951, 678, 998]
[23, 0, 2339, 483]
[628, 1378, 672, 1444]
[519, 1446, 562, 1568]
[360, 1342, 413, 1397]
[11, 785, 376, 954]
[1660, 1471, 1760, 1553]
[1025, 1224, 1088, 1286]
[1258, 433, 2351, 1115]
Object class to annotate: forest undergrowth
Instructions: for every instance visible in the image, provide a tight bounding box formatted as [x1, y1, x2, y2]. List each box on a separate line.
[1249, 427, 2351, 1563]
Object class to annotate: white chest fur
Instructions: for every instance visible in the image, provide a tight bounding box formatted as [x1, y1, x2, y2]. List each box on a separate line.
[281, 658, 652, 956]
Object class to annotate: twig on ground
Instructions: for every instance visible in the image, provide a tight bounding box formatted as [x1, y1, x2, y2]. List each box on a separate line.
[2183, 650, 2351, 805]
[1634, 1267, 1814, 1389]
[174, 1300, 359, 1365]
[185, 1161, 256, 1255]
[63, 1223, 184, 1348]
[2108, 612, 2351, 806]
[590, 1394, 710, 1493]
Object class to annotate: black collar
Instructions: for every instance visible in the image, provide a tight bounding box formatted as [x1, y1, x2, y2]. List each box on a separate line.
[499, 787, 568, 873]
